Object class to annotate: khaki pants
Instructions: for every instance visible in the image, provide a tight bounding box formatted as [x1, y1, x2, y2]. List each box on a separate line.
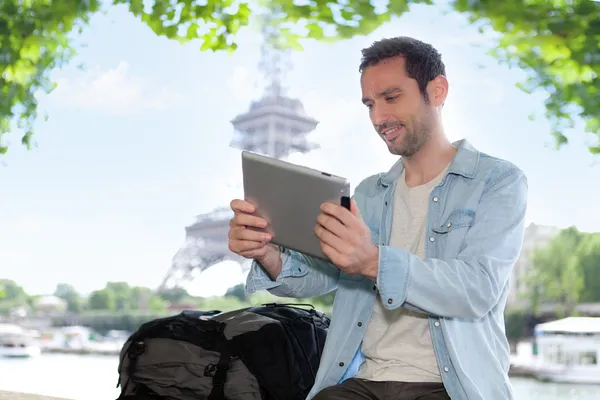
[313, 378, 451, 400]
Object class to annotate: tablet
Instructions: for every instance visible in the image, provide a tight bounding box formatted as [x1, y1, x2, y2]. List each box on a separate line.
[241, 151, 351, 261]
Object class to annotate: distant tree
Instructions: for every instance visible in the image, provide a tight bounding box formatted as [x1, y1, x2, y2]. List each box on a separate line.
[0, 279, 28, 304]
[1, 0, 599, 154]
[83, 282, 173, 311]
[0, 279, 30, 316]
[525, 227, 588, 317]
[105, 281, 135, 310]
[225, 284, 248, 302]
[572, 233, 600, 303]
[146, 295, 168, 312]
[54, 283, 83, 312]
[88, 288, 116, 310]
[129, 286, 151, 308]
[157, 287, 190, 304]
[130, 285, 168, 311]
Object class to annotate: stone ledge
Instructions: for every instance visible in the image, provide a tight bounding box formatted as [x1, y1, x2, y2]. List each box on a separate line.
[0, 391, 71, 400]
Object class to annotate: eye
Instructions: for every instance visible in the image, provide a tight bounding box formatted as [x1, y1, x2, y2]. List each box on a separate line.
[365, 104, 373, 111]
[385, 96, 398, 102]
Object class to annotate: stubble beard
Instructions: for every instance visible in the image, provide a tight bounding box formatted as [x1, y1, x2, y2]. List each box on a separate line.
[388, 115, 432, 158]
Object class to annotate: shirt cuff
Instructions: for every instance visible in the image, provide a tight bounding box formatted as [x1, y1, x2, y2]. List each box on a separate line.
[245, 247, 305, 293]
[376, 245, 412, 310]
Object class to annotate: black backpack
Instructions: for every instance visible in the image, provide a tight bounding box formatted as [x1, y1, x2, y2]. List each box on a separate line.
[116, 303, 330, 400]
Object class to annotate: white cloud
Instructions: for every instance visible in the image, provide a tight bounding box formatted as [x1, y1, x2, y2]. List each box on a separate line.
[51, 61, 185, 115]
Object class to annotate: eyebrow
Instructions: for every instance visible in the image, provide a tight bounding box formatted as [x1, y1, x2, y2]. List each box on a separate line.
[361, 87, 403, 104]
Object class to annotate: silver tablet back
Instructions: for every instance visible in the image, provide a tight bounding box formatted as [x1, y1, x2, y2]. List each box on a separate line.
[241, 151, 351, 261]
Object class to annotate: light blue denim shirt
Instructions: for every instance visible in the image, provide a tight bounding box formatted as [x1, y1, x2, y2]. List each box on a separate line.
[246, 139, 528, 400]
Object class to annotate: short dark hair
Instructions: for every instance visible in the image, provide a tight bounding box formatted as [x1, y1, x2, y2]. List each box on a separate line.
[359, 36, 446, 102]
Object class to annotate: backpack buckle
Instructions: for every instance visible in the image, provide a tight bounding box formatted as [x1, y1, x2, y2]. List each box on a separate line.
[128, 341, 146, 359]
[204, 363, 217, 378]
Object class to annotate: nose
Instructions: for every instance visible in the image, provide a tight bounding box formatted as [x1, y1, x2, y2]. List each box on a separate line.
[370, 103, 393, 127]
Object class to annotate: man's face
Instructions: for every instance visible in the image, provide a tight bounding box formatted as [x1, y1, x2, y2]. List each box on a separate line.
[360, 56, 435, 157]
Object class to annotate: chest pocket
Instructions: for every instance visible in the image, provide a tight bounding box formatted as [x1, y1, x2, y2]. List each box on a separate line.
[431, 208, 475, 256]
[432, 208, 475, 234]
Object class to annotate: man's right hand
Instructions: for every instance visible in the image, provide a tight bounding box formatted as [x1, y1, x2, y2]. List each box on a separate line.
[228, 199, 282, 280]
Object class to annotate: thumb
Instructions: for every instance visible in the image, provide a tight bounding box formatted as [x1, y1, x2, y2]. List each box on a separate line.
[350, 199, 362, 218]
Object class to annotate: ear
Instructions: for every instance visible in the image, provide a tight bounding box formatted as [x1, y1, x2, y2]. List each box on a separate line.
[428, 74, 449, 107]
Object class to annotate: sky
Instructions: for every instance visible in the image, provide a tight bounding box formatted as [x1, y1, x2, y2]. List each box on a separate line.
[1, 4, 599, 298]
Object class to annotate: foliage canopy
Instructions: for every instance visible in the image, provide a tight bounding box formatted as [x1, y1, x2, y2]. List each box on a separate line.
[1, 0, 599, 154]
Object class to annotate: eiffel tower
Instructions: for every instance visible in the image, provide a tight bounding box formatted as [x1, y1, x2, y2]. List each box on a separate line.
[158, 23, 320, 291]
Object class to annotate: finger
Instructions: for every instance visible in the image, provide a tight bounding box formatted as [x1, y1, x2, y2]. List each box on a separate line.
[240, 246, 268, 259]
[229, 238, 266, 254]
[350, 199, 362, 219]
[320, 202, 357, 228]
[230, 199, 256, 214]
[314, 224, 347, 251]
[316, 212, 347, 238]
[234, 212, 268, 229]
[320, 241, 344, 266]
[229, 226, 271, 242]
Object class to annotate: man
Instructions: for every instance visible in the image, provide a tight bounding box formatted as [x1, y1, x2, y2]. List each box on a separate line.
[228, 37, 527, 400]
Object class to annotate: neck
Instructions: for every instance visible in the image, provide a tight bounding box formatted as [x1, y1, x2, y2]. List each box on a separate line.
[403, 131, 456, 188]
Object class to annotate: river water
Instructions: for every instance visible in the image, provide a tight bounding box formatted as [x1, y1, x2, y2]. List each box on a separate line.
[1, 354, 599, 400]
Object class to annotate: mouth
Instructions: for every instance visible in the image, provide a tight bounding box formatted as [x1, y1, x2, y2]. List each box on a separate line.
[380, 124, 404, 142]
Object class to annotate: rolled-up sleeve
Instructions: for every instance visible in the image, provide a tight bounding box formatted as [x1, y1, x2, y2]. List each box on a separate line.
[376, 245, 412, 308]
[246, 247, 340, 298]
[246, 249, 305, 293]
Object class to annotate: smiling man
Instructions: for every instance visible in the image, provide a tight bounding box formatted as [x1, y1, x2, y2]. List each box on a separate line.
[228, 36, 528, 400]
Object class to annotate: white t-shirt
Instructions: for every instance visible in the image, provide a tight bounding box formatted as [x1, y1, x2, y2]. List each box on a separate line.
[356, 166, 447, 382]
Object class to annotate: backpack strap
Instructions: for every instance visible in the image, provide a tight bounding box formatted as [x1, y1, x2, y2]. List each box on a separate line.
[207, 342, 233, 400]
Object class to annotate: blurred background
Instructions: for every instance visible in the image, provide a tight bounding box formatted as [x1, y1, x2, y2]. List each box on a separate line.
[1, 0, 600, 399]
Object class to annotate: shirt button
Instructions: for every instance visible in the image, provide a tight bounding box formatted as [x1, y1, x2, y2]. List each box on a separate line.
[444, 367, 449, 372]
[357, 322, 363, 327]
[446, 222, 452, 228]
[434, 321, 440, 327]
[429, 236, 435, 242]
[387, 298, 393, 305]
[339, 362, 345, 367]
[372, 285, 377, 291]
[433, 196, 439, 202]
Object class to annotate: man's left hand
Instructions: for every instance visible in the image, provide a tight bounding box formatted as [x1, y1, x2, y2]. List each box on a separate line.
[314, 199, 379, 280]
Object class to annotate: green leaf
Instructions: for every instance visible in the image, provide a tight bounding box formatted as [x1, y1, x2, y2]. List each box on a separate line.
[129, 0, 144, 16]
[306, 23, 325, 39]
[187, 23, 199, 39]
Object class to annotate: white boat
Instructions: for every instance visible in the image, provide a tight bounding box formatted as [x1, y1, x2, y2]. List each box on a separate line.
[533, 316, 600, 384]
[0, 323, 41, 358]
